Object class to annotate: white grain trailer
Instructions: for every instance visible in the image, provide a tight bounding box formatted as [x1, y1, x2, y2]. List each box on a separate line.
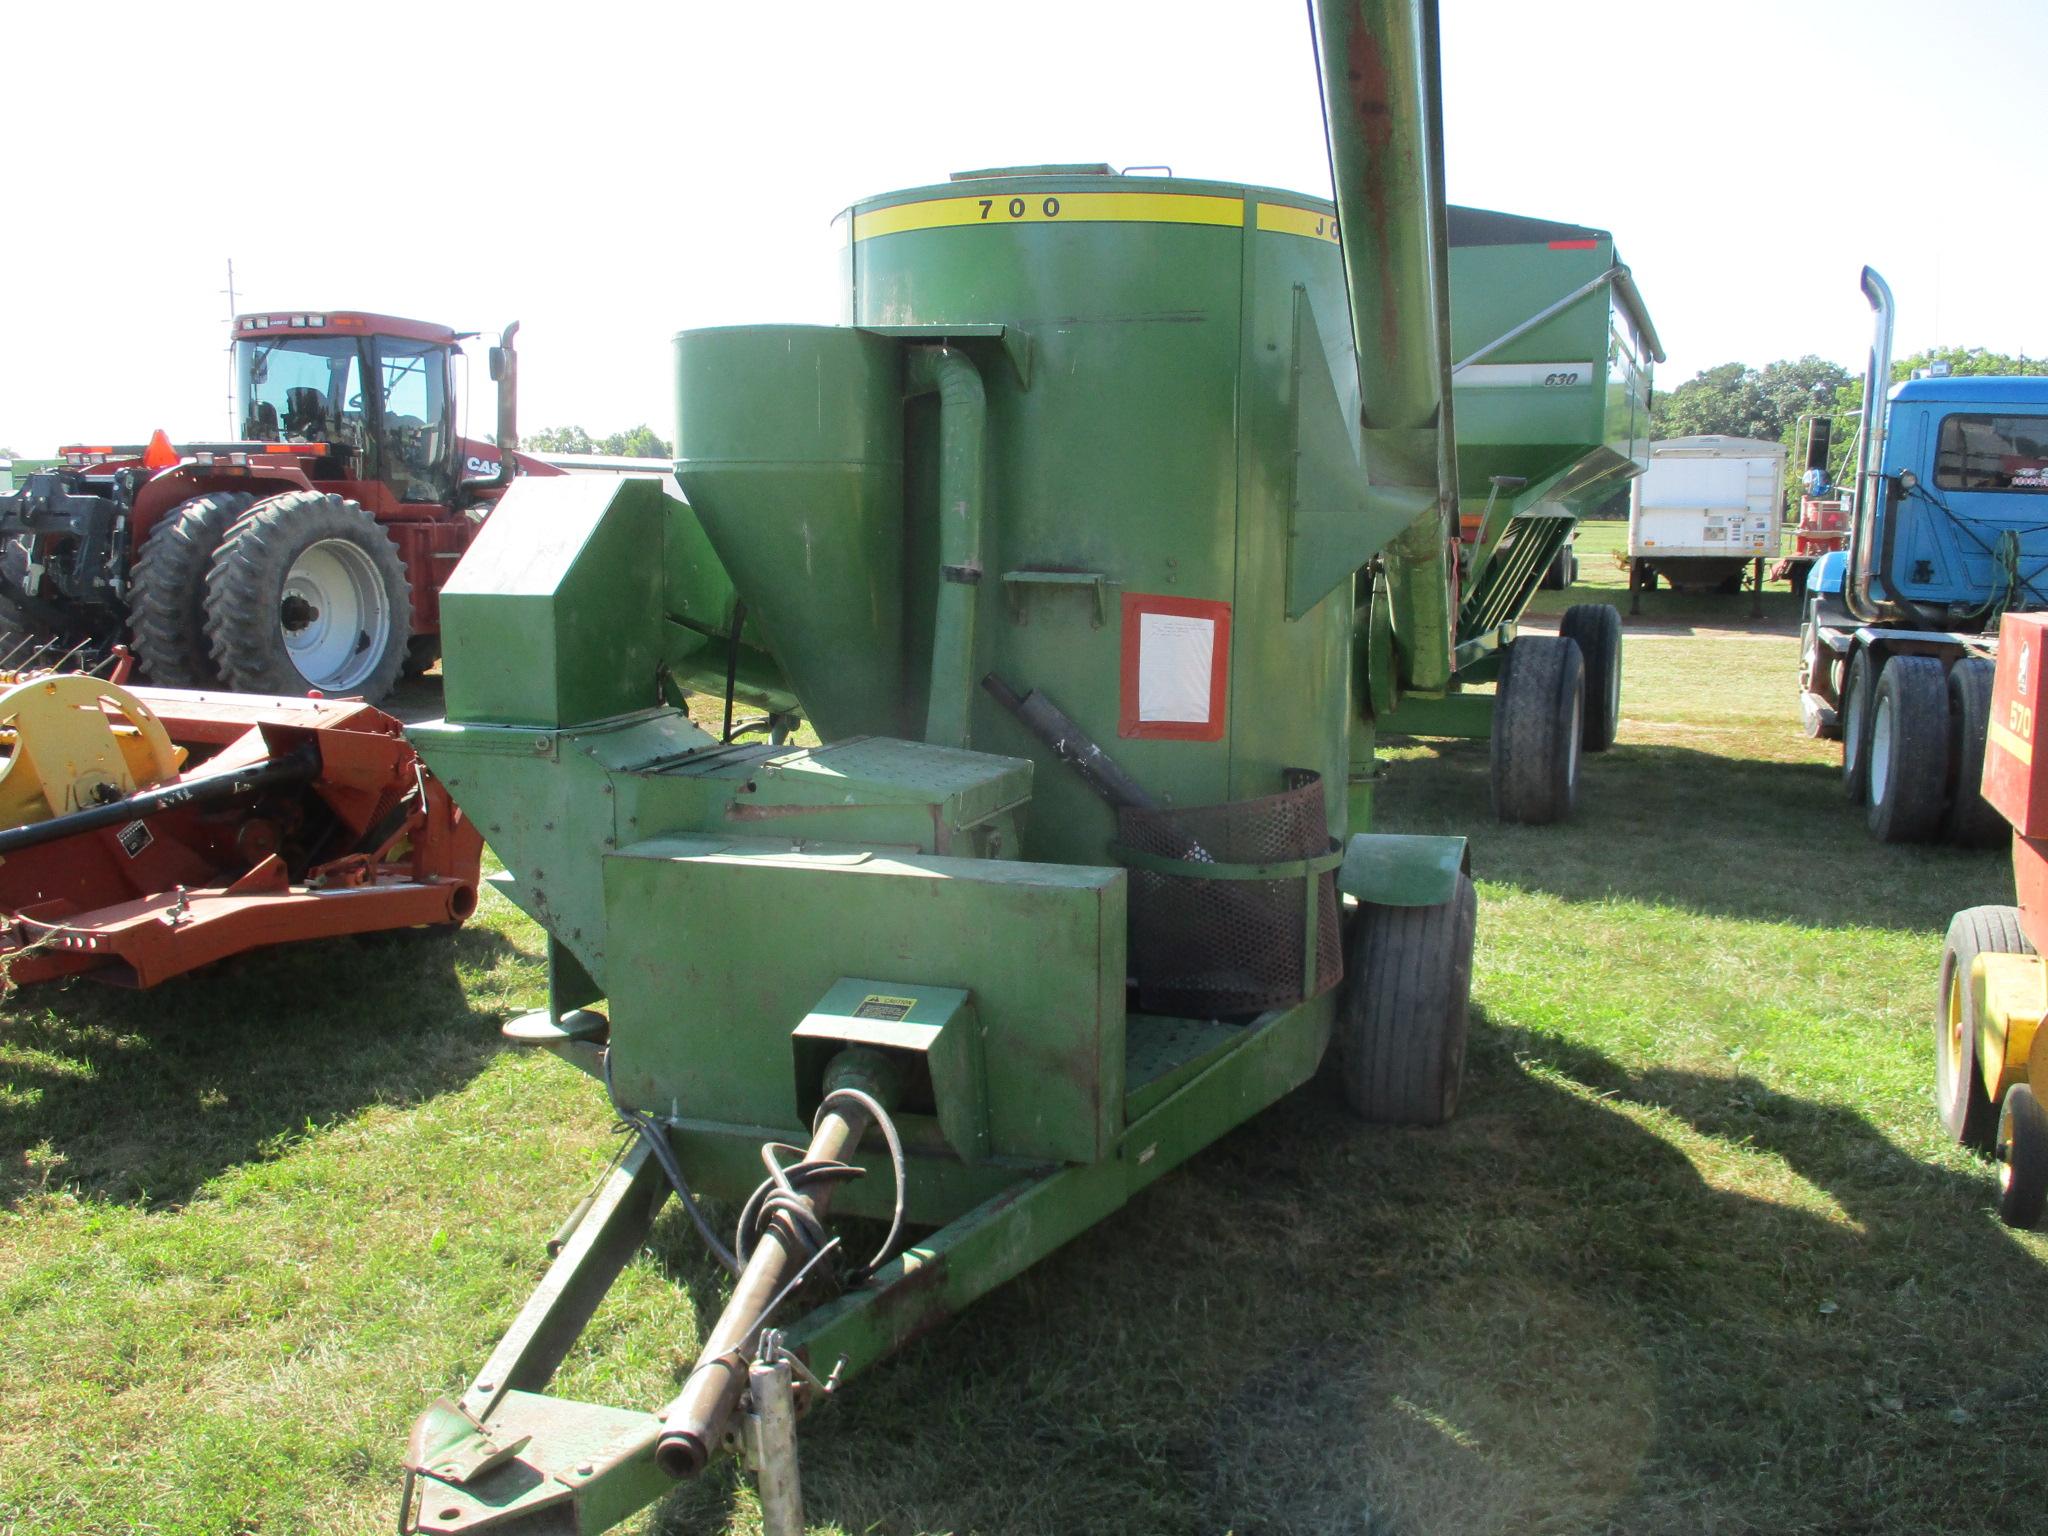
[1628, 434, 1787, 614]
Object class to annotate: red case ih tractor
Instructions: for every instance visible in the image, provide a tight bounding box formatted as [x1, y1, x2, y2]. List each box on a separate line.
[0, 313, 559, 703]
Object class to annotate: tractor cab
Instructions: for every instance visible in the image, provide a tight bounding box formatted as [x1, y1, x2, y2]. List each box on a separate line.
[234, 312, 460, 508]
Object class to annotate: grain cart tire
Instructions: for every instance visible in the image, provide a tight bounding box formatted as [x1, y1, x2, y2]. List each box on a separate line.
[1841, 648, 1876, 803]
[1336, 873, 1477, 1125]
[204, 491, 410, 702]
[1490, 636, 1584, 825]
[1867, 655, 1950, 843]
[1560, 602, 1623, 752]
[127, 492, 254, 686]
[1945, 657, 2003, 849]
[1997, 1085, 2048, 1229]
[1936, 906, 2032, 1153]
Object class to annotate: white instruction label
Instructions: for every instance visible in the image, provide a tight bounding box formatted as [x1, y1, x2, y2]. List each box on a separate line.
[1138, 612, 1216, 724]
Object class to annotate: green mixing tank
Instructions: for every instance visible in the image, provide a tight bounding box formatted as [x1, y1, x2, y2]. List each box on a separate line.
[394, 4, 1616, 1532]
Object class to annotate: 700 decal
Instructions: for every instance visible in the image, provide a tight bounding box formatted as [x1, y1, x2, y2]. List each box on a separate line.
[978, 195, 1063, 221]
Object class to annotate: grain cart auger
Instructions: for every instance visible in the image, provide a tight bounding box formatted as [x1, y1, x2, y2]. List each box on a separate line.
[397, 4, 1480, 1531]
[1357, 208, 1664, 825]
[0, 651, 483, 989]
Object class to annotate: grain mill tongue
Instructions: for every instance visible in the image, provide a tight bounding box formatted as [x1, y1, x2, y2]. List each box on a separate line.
[673, 324, 909, 741]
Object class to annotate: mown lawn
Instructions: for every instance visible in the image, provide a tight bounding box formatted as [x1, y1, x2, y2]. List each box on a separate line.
[4, 539, 2045, 1535]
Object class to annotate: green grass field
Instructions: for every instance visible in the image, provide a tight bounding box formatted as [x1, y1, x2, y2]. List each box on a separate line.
[5, 537, 2046, 1535]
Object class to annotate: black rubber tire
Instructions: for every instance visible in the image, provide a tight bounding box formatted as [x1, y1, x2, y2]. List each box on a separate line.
[1788, 562, 1811, 603]
[1937, 905, 2031, 1153]
[1540, 546, 1576, 591]
[127, 492, 254, 687]
[203, 491, 410, 702]
[1490, 636, 1584, 825]
[1716, 571, 1745, 596]
[403, 634, 442, 678]
[1998, 1084, 2048, 1229]
[1867, 655, 1951, 843]
[1945, 657, 2003, 849]
[1841, 648, 1876, 804]
[1335, 873, 1477, 1125]
[1560, 602, 1623, 753]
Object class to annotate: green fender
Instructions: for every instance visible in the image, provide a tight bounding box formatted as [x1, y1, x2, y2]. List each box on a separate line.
[1338, 832, 1470, 908]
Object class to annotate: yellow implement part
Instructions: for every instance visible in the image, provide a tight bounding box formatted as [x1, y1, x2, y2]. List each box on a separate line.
[0, 675, 185, 830]
[1974, 949, 2048, 1104]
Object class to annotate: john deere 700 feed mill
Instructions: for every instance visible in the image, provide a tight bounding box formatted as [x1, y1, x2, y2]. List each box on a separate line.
[397, 4, 1655, 1530]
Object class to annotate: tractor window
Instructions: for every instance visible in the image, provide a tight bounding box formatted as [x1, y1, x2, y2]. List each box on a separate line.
[373, 338, 453, 504]
[1935, 413, 2048, 493]
[236, 337, 364, 447]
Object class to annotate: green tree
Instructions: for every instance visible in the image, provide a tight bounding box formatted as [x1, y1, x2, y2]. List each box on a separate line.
[522, 424, 672, 458]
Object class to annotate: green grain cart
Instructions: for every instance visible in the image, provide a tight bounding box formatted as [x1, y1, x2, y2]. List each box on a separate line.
[396, 5, 1648, 1531]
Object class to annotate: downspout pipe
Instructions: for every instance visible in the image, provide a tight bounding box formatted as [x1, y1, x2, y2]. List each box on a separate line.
[905, 345, 986, 749]
[1845, 267, 1893, 623]
[1310, 0, 1460, 691]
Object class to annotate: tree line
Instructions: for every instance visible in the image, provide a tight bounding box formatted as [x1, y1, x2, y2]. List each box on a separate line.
[522, 424, 673, 459]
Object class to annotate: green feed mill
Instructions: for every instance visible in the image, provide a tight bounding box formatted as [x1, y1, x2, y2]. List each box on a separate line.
[399, 3, 1658, 1531]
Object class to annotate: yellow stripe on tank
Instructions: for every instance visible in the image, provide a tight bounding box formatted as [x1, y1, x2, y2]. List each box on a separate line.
[852, 191, 1246, 241]
[1256, 202, 1341, 244]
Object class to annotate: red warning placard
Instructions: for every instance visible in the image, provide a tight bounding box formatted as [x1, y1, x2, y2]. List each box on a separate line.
[1119, 592, 1231, 741]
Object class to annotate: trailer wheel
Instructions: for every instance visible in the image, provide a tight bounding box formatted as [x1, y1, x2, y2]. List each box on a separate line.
[1560, 602, 1623, 752]
[1997, 1085, 2048, 1229]
[1937, 906, 2031, 1152]
[1945, 657, 2003, 849]
[204, 491, 410, 702]
[1867, 655, 1950, 843]
[128, 492, 254, 687]
[1335, 873, 1477, 1125]
[1540, 546, 1576, 591]
[1841, 648, 1876, 803]
[1490, 636, 1584, 825]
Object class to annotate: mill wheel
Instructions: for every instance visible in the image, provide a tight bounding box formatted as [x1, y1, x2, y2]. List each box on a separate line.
[1490, 635, 1584, 825]
[1867, 655, 1949, 843]
[203, 490, 410, 701]
[1945, 657, 2003, 848]
[1841, 648, 1876, 803]
[1559, 602, 1623, 752]
[1937, 906, 2032, 1153]
[1998, 1085, 2048, 1229]
[1334, 873, 1478, 1125]
[128, 491, 254, 686]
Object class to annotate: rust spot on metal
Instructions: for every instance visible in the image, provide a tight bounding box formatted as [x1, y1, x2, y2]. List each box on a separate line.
[865, 1252, 954, 1349]
[1345, 17, 1404, 361]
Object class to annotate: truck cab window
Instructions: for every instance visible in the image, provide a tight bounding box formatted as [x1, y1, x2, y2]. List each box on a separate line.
[374, 338, 454, 503]
[1935, 414, 2048, 493]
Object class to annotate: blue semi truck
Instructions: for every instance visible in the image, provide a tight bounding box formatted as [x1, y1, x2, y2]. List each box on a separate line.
[1799, 269, 2048, 844]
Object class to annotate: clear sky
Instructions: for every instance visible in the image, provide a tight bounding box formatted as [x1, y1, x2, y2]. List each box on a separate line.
[4, 0, 2044, 455]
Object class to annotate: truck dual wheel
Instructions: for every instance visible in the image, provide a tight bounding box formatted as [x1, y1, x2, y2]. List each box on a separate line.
[1945, 657, 2003, 849]
[127, 492, 254, 687]
[1840, 649, 1876, 802]
[1490, 636, 1584, 825]
[1867, 655, 1949, 843]
[203, 491, 411, 702]
[1334, 873, 1477, 1125]
[1936, 906, 2031, 1152]
[1997, 1084, 2048, 1229]
[1559, 603, 1623, 752]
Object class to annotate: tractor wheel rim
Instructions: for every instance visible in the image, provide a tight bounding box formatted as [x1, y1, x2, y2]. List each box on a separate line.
[279, 537, 389, 692]
[1567, 688, 1583, 785]
[1846, 681, 1864, 770]
[1870, 694, 1893, 802]
[1606, 646, 1621, 726]
[1947, 968, 1966, 1095]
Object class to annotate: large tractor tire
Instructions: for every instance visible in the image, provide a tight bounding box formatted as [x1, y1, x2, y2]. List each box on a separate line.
[1867, 655, 1950, 843]
[204, 491, 410, 702]
[1334, 873, 1478, 1125]
[1945, 657, 2003, 849]
[1936, 905, 2032, 1153]
[1841, 648, 1876, 803]
[1998, 1084, 2048, 1230]
[1560, 602, 1623, 752]
[128, 492, 254, 687]
[1490, 636, 1584, 825]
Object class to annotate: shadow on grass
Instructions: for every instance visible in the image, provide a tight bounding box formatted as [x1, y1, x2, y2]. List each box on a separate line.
[0, 923, 520, 1209]
[1378, 736, 2002, 932]
[625, 1012, 2048, 1536]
